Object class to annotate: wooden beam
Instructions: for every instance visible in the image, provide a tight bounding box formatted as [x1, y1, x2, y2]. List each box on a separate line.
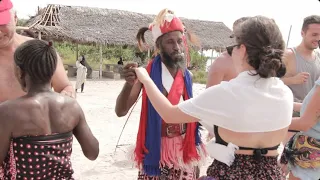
[49, 5, 53, 26]
[16, 26, 29, 30]
[38, 31, 41, 40]
[99, 45, 103, 78]
[211, 49, 214, 65]
[56, 6, 61, 23]
[76, 44, 79, 60]
[38, 5, 51, 26]
[43, 5, 52, 26]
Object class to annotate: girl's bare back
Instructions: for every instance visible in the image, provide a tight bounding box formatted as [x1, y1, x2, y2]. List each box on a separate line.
[0, 91, 99, 162]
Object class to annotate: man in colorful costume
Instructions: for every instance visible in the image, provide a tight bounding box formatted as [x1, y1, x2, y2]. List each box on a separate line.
[115, 9, 206, 180]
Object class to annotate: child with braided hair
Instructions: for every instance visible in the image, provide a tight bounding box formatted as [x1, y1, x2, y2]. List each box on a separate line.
[0, 39, 99, 179]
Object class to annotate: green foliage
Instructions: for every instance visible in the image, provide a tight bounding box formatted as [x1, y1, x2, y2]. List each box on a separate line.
[189, 48, 210, 84]
[189, 48, 208, 70]
[101, 45, 134, 61]
[53, 42, 134, 70]
[17, 19, 28, 26]
[53, 41, 209, 73]
[191, 70, 207, 84]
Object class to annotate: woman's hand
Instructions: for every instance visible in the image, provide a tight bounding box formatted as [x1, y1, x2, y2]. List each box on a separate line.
[134, 67, 151, 84]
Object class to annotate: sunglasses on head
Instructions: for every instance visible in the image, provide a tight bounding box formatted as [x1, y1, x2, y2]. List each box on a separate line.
[226, 44, 239, 56]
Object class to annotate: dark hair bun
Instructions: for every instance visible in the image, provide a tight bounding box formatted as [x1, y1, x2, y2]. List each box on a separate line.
[234, 16, 286, 79]
[257, 47, 286, 78]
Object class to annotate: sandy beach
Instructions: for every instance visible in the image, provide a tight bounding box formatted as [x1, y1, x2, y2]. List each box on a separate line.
[69, 79, 212, 179]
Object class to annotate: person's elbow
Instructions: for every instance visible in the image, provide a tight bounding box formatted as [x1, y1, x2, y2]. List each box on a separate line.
[298, 117, 317, 132]
[115, 108, 128, 117]
[84, 140, 99, 160]
[300, 125, 311, 132]
[115, 104, 128, 117]
[62, 84, 74, 91]
[301, 122, 315, 132]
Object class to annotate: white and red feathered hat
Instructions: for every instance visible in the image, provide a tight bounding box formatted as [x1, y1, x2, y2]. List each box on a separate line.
[148, 11, 185, 42]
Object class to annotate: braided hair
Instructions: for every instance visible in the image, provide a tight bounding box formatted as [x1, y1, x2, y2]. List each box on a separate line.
[14, 39, 58, 84]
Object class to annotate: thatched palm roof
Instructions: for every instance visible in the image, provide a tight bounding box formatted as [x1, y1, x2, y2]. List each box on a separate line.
[26, 4, 234, 50]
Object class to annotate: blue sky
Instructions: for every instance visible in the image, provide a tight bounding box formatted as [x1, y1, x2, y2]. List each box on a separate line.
[12, 0, 320, 51]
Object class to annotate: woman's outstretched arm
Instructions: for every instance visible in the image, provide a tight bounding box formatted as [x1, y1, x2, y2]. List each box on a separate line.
[141, 77, 199, 124]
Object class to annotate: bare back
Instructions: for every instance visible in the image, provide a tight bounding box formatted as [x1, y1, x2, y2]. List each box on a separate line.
[0, 91, 99, 161]
[4, 92, 80, 137]
[0, 34, 33, 103]
[219, 127, 288, 156]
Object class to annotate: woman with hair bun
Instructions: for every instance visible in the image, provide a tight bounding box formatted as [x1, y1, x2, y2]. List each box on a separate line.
[133, 16, 293, 179]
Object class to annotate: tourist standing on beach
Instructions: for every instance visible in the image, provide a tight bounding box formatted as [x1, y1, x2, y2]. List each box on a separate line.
[115, 8, 206, 180]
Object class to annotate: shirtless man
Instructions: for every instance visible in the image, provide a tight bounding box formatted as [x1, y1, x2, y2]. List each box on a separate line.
[206, 17, 250, 88]
[205, 17, 249, 139]
[0, 0, 75, 103]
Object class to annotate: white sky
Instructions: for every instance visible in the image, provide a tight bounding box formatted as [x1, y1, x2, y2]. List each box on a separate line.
[12, 0, 320, 52]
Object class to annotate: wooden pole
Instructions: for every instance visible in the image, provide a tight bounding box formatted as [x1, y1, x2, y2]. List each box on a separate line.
[286, 25, 292, 48]
[76, 44, 79, 60]
[99, 45, 103, 78]
[38, 31, 41, 40]
[201, 48, 203, 70]
[211, 49, 214, 65]
[16, 26, 29, 30]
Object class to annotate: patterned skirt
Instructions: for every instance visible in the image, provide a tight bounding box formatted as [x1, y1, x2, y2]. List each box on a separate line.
[1, 132, 74, 180]
[137, 166, 197, 180]
[206, 154, 285, 180]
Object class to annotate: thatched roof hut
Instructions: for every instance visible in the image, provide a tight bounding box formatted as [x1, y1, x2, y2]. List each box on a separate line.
[26, 4, 234, 50]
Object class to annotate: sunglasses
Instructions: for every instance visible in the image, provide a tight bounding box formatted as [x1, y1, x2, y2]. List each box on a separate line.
[226, 44, 239, 56]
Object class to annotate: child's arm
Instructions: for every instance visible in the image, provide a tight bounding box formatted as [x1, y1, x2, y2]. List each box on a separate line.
[0, 104, 12, 163]
[73, 102, 99, 160]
